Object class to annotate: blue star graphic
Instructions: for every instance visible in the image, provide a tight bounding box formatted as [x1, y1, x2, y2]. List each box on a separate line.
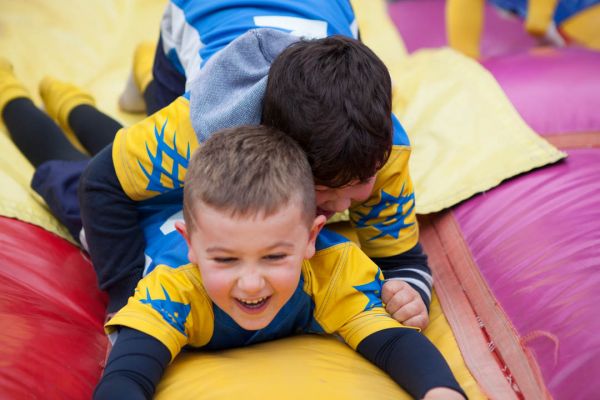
[353, 186, 415, 241]
[353, 270, 384, 311]
[140, 285, 191, 336]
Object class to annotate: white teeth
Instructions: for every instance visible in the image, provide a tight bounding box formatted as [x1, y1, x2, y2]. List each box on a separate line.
[239, 297, 267, 305]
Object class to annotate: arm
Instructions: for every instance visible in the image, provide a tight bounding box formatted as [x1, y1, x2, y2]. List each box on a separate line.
[374, 243, 432, 329]
[373, 242, 432, 308]
[357, 328, 465, 399]
[320, 247, 464, 398]
[79, 96, 198, 313]
[94, 327, 171, 400]
[95, 265, 207, 398]
[79, 144, 146, 313]
[350, 115, 432, 328]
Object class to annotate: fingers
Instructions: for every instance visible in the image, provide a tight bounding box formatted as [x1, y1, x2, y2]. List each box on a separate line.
[382, 280, 418, 313]
[396, 312, 429, 330]
[388, 300, 429, 330]
[381, 279, 410, 303]
[383, 280, 429, 329]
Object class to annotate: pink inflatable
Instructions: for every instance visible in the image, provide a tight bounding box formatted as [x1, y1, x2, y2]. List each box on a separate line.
[482, 47, 600, 135]
[453, 148, 600, 399]
[389, 1, 600, 398]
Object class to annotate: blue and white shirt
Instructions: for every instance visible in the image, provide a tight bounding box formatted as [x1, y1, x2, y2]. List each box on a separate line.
[160, 0, 358, 90]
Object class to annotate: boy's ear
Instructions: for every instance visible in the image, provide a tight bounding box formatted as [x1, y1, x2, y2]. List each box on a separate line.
[304, 215, 327, 259]
[175, 220, 190, 244]
[175, 220, 198, 265]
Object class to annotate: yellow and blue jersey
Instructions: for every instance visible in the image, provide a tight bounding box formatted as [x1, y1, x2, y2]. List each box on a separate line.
[106, 226, 406, 359]
[111, 96, 419, 265]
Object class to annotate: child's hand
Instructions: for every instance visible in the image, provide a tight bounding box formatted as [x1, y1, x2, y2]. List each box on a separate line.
[382, 280, 429, 330]
[422, 387, 465, 400]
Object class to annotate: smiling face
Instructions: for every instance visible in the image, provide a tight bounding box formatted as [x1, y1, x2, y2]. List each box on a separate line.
[314, 176, 376, 219]
[177, 200, 325, 331]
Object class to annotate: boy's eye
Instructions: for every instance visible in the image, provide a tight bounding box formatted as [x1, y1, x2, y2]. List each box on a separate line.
[213, 257, 237, 264]
[263, 254, 287, 261]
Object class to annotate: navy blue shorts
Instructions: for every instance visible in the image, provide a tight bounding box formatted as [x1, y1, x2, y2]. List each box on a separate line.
[31, 159, 89, 241]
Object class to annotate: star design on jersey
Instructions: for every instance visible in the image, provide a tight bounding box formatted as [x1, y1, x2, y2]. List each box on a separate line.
[140, 286, 191, 336]
[353, 270, 384, 311]
[140, 119, 190, 194]
[353, 186, 415, 241]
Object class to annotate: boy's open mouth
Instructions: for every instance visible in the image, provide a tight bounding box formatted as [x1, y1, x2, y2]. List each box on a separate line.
[235, 296, 271, 312]
[316, 207, 335, 220]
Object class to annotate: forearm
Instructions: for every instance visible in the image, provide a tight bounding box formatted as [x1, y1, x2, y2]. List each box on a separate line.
[94, 327, 171, 400]
[357, 328, 465, 399]
[78, 144, 147, 312]
[372, 242, 433, 310]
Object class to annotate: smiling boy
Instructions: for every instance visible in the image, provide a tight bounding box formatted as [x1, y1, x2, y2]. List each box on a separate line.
[93, 125, 464, 399]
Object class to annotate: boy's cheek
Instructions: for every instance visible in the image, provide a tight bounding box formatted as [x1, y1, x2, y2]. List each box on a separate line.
[187, 248, 198, 265]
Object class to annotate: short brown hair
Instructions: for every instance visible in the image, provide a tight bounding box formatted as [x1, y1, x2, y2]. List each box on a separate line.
[183, 125, 315, 230]
[262, 35, 392, 188]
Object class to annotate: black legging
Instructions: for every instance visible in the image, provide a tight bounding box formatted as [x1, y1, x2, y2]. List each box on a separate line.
[2, 98, 122, 167]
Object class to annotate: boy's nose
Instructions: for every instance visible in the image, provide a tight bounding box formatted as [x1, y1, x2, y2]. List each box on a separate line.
[331, 198, 351, 212]
[237, 268, 265, 294]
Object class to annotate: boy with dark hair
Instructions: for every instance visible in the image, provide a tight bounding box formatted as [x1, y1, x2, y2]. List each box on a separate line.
[80, 29, 433, 329]
[93, 125, 465, 399]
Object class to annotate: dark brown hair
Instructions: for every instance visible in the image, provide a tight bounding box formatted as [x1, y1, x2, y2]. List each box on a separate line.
[262, 35, 392, 188]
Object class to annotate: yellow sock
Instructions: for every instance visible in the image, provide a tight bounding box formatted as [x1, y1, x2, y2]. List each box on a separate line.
[0, 58, 31, 116]
[133, 42, 156, 93]
[39, 76, 95, 153]
[119, 42, 155, 113]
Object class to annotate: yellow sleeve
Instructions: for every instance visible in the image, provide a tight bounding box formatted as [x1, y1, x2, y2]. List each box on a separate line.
[105, 264, 213, 360]
[309, 243, 408, 350]
[112, 96, 200, 201]
[446, 0, 485, 59]
[349, 145, 419, 258]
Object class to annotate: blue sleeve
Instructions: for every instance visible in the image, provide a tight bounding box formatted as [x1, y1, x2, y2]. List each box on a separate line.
[357, 328, 466, 399]
[93, 327, 171, 400]
[78, 144, 146, 313]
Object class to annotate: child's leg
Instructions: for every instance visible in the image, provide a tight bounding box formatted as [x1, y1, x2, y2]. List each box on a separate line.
[40, 77, 123, 156]
[2, 98, 88, 167]
[68, 104, 122, 155]
[119, 40, 185, 115]
[0, 60, 88, 167]
[118, 42, 156, 114]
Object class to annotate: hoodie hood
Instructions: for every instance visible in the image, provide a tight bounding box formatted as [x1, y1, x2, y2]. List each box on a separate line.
[189, 28, 300, 141]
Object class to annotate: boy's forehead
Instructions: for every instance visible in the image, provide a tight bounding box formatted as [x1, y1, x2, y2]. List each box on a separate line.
[192, 199, 308, 229]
